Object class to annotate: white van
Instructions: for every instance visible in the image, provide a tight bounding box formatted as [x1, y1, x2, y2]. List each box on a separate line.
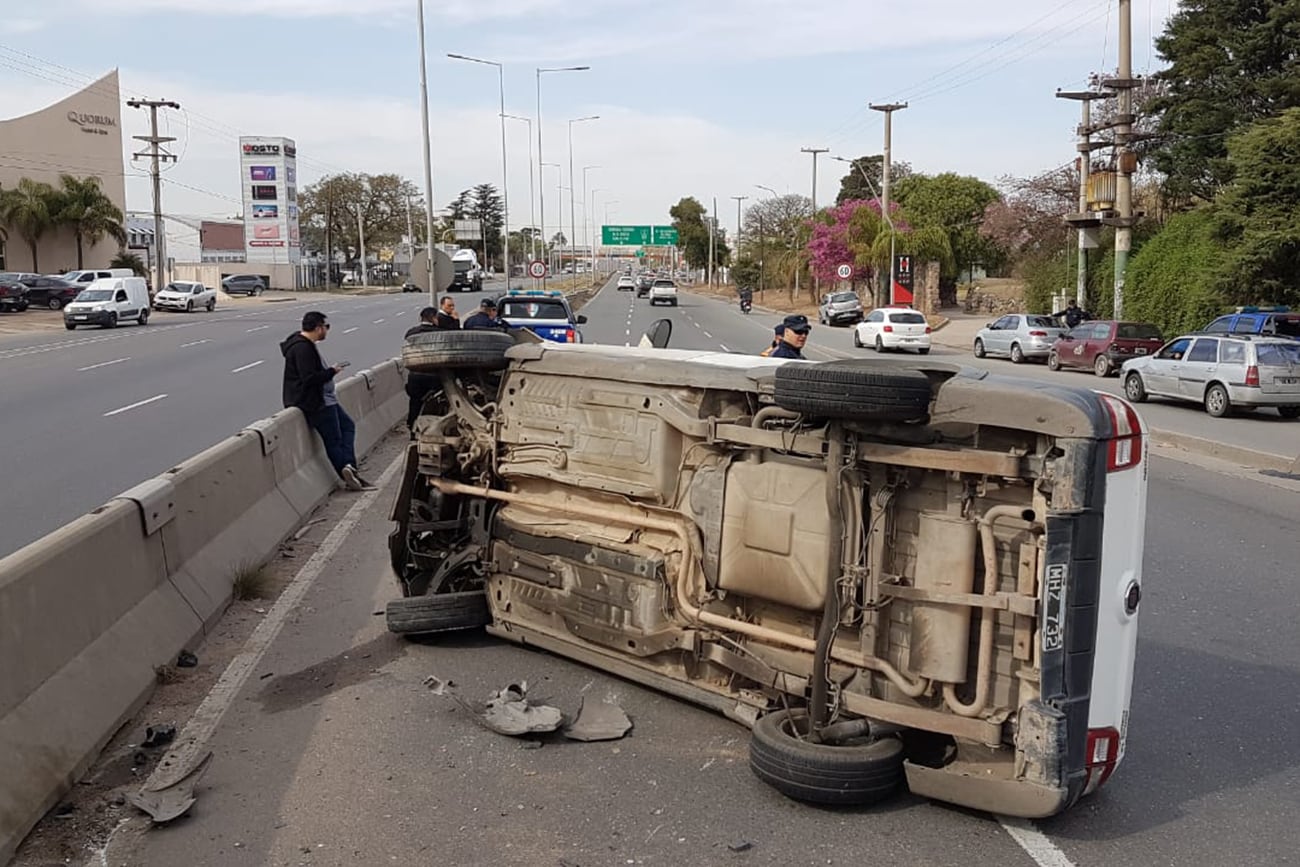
[60, 268, 137, 285]
[63, 277, 152, 329]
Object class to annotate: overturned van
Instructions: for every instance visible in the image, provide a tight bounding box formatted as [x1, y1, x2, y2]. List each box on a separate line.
[388, 329, 1147, 817]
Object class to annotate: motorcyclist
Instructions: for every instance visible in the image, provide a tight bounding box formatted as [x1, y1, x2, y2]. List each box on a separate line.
[1053, 299, 1091, 329]
[738, 286, 754, 312]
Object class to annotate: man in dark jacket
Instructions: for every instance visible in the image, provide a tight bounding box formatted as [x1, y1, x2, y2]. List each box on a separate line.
[462, 297, 506, 330]
[436, 296, 460, 329]
[1053, 299, 1090, 329]
[403, 306, 442, 431]
[282, 311, 372, 490]
[768, 314, 811, 359]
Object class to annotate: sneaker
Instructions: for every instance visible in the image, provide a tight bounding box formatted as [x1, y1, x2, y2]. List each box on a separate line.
[341, 465, 366, 491]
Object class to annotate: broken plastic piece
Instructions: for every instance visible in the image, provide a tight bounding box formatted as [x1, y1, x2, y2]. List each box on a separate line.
[176, 650, 198, 668]
[424, 675, 455, 696]
[480, 682, 563, 736]
[143, 724, 176, 749]
[563, 698, 633, 742]
[128, 751, 213, 823]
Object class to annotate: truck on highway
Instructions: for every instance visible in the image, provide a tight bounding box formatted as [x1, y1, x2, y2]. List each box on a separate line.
[448, 249, 484, 293]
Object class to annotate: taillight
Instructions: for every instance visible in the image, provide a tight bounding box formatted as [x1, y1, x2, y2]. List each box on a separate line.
[924, 326, 932, 334]
[1245, 365, 1259, 387]
[1083, 727, 1121, 796]
[1029, 330, 1048, 337]
[565, 328, 576, 343]
[1098, 393, 1143, 472]
[883, 325, 894, 333]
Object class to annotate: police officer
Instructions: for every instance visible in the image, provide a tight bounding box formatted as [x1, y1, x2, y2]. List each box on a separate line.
[403, 307, 441, 431]
[768, 314, 811, 359]
[463, 297, 506, 330]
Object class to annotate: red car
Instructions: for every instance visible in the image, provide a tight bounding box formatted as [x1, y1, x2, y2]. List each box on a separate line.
[1048, 320, 1165, 377]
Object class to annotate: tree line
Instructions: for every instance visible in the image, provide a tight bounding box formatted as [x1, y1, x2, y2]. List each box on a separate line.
[0, 175, 126, 272]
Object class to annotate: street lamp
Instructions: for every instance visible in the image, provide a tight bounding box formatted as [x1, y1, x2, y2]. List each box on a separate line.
[537, 65, 590, 283]
[567, 116, 599, 280]
[590, 186, 606, 279]
[582, 166, 601, 277]
[832, 155, 894, 306]
[542, 162, 561, 271]
[448, 53, 511, 277]
[502, 113, 536, 261]
[416, 0, 438, 303]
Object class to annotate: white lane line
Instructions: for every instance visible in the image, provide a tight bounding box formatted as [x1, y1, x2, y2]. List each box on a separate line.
[77, 357, 129, 372]
[342, 326, 359, 334]
[179, 339, 210, 348]
[702, 330, 712, 338]
[231, 360, 265, 373]
[625, 329, 631, 337]
[373, 318, 386, 324]
[140, 450, 406, 796]
[693, 322, 701, 328]
[720, 344, 730, 352]
[998, 817, 1077, 867]
[395, 310, 406, 316]
[103, 394, 167, 417]
[246, 325, 271, 333]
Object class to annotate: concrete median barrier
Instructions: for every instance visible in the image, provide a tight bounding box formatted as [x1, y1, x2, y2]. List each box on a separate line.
[0, 362, 406, 865]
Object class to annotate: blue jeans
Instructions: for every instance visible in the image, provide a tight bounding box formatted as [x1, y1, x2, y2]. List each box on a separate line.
[307, 404, 357, 476]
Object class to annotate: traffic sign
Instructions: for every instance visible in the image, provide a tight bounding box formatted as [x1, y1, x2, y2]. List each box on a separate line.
[603, 225, 652, 246]
[836, 263, 853, 280]
[651, 226, 679, 245]
[528, 260, 548, 279]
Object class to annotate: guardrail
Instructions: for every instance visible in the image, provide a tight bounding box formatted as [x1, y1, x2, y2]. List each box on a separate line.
[0, 359, 407, 865]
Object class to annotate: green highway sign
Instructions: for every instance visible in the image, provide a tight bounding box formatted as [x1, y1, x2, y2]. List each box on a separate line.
[652, 226, 679, 245]
[602, 225, 680, 246]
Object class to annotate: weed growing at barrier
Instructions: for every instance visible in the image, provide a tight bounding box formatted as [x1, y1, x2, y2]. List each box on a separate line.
[232, 561, 271, 601]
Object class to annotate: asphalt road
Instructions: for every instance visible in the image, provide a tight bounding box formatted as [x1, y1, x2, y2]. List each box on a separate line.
[107, 437, 1300, 867]
[0, 279, 514, 559]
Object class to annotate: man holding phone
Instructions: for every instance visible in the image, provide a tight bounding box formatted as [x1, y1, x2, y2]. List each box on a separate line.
[281, 311, 374, 491]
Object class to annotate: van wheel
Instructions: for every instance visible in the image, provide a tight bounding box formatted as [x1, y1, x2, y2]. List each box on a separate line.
[773, 362, 931, 422]
[65, 323, 76, 330]
[206, 299, 215, 312]
[105, 313, 117, 329]
[749, 709, 904, 807]
[1204, 383, 1230, 418]
[402, 329, 514, 372]
[1279, 406, 1300, 419]
[386, 592, 490, 635]
[186, 300, 193, 312]
[138, 310, 149, 326]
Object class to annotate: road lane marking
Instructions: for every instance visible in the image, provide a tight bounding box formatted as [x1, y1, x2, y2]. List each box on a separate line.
[103, 394, 167, 417]
[343, 327, 359, 334]
[246, 325, 271, 333]
[373, 318, 386, 324]
[720, 344, 730, 352]
[693, 322, 701, 328]
[395, 310, 406, 316]
[703, 330, 712, 338]
[998, 817, 1077, 867]
[231, 360, 265, 373]
[77, 357, 129, 372]
[139, 450, 406, 798]
[179, 339, 210, 348]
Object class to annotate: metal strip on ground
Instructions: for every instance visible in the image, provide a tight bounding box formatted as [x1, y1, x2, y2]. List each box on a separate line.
[139, 447, 406, 793]
[998, 817, 1077, 867]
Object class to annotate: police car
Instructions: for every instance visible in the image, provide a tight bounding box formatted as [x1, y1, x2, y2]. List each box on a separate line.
[497, 289, 588, 343]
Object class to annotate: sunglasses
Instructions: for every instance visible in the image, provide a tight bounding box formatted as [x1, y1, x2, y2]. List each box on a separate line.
[324, 322, 331, 329]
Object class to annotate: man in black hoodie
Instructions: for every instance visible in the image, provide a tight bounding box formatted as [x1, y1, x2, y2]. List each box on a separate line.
[281, 311, 372, 490]
[403, 306, 442, 431]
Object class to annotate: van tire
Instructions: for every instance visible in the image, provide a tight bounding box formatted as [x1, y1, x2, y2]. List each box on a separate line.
[402, 329, 513, 372]
[386, 592, 490, 635]
[749, 709, 904, 807]
[1279, 406, 1300, 419]
[138, 310, 149, 326]
[65, 323, 75, 330]
[773, 362, 931, 422]
[105, 313, 117, 329]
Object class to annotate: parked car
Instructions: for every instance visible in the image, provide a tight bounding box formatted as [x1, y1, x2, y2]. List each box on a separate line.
[617, 275, 636, 291]
[1202, 306, 1300, 341]
[649, 278, 678, 307]
[390, 326, 1149, 816]
[222, 274, 266, 296]
[60, 268, 135, 286]
[1122, 334, 1300, 418]
[1048, 321, 1165, 377]
[973, 314, 1066, 363]
[0, 276, 29, 312]
[17, 276, 81, 310]
[402, 282, 421, 293]
[496, 289, 587, 343]
[63, 277, 151, 329]
[153, 281, 217, 312]
[854, 306, 932, 353]
[819, 291, 864, 326]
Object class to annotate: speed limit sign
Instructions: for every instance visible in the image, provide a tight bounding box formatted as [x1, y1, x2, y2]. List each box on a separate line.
[528, 260, 548, 279]
[836, 263, 853, 280]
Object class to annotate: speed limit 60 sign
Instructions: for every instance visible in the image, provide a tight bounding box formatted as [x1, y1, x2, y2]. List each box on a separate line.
[836, 263, 853, 280]
[528, 260, 548, 279]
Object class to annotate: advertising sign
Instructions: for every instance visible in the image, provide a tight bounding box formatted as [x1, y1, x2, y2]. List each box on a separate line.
[893, 254, 914, 304]
[240, 136, 301, 264]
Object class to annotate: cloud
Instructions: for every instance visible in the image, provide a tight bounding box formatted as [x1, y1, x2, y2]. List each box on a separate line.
[0, 17, 46, 35]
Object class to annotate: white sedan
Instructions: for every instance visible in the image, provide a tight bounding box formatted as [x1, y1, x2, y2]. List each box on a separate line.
[854, 306, 932, 354]
[153, 281, 216, 313]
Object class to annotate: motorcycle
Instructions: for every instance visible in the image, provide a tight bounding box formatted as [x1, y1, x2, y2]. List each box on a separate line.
[739, 293, 753, 314]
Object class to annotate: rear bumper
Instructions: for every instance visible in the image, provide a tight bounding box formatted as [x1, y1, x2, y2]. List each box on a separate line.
[1226, 386, 1300, 407]
[881, 333, 931, 350]
[905, 762, 1070, 819]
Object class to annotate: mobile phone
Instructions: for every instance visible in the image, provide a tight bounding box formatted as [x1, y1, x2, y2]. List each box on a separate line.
[338, 361, 351, 368]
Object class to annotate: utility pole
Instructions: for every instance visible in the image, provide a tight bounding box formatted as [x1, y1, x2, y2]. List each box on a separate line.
[731, 195, 748, 269]
[356, 205, 367, 286]
[707, 197, 717, 287]
[870, 103, 907, 303]
[324, 197, 333, 290]
[1110, 0, 1135, 319]
[405, 193, 415, 279]
[1057, 89, 1110, 309]
[800, 148, 827, 298]
[417, 0, 438, 305]
[126, 98, 180, 292]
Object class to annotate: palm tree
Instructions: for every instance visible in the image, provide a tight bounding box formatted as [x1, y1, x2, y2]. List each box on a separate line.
[56, 175, 126, 269]
[109, 251, 147, 277]
[0, 178, 58, 273]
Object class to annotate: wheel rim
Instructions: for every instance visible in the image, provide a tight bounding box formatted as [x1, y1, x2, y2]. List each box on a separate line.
[49, 299, 61, 310]
[1207, 388, 1226, 414]
[875, 336, 883, 351]
[974, 339, 983, 356]
[1011, 344, 1022, 362]
[1048, 352, 1058, 369]
[1126, 376, 1142, 400]
[1095, 356, 1108, 376]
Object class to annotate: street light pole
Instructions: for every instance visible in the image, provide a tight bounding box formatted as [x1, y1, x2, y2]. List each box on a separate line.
[756, 184, 779, 294]
[582, 166, 601, 279]
[542, 162, 561, 272]
[503, 114, 536, 263]
[590, 186, 606, 280]
[567, 115, 599, 282]
[447, 54, 510, 278]
[870, 102, 907, 303]
[536, 66, 590, 283]
[415, 0, 438, 305]
[730, 195, 748, 266]
[831, 155, 894, 305]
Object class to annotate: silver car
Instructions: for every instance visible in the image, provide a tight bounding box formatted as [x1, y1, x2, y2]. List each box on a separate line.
[818, 291, 864, 326]
[973, 314, 1066, 363]
[1122, 334, 1300, 418]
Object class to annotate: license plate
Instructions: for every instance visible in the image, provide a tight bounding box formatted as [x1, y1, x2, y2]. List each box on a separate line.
[1278, 377, 1298, 385]
[75, 315, 88, 321]
[1137, 348, 1147, 354]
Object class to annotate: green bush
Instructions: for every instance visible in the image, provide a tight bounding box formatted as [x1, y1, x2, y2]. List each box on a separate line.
[1126, 209, 1226, 334]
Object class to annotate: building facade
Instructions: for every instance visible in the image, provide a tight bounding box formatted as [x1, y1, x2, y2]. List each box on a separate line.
[0, 71, 126, 273]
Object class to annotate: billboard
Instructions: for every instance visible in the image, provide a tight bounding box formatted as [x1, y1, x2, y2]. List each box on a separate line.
[240, 136, 300, 264]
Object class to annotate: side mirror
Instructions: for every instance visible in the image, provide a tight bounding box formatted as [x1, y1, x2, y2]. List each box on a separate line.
[639, 318, 672, 349]
[576, 314, 588, 325]
[985, 322, 995, 330]
[1059, 333, 1072, 341]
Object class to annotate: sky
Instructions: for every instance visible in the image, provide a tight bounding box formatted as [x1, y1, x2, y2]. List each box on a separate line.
[0, 0, 1175, 245]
